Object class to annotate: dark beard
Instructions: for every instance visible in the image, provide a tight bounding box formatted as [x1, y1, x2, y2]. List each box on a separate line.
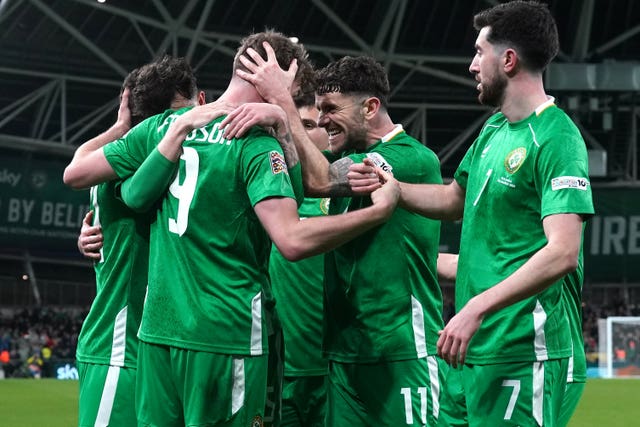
[348, 126, 368, 150]
[345, 109, 369, 151]
[478, 74, 507, 107]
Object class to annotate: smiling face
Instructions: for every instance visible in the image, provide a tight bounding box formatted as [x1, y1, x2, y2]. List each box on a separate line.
[469, 27, 508, 108]
[315, 92, 368, 152]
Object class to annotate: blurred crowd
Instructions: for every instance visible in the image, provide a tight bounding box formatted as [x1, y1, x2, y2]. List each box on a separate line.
[1, 302, 638, 378]
[582, 300, 640, 369]
[0, 307, 85, 378]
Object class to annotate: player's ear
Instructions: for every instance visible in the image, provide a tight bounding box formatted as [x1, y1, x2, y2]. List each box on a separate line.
[197, 90, 206, 105]
[363, 97, 380, 119]
[503, 48, 518, 75]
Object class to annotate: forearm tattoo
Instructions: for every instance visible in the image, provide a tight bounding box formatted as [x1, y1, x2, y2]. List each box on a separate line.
[328, 157, 355, 197]
[275, 130, 299, 168]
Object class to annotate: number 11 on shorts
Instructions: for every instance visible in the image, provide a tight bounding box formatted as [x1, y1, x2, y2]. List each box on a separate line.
[400, 387, 427, 425]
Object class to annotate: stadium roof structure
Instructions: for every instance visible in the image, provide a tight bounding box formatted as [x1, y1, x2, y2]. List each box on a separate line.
[1, 0, 640, 179]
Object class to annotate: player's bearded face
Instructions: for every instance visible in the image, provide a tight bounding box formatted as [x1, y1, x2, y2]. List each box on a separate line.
[317, 93, 368, 152]
[470, 28, 507, 108]
[477, 66, 507, 107]
[343, 109, 368, 150]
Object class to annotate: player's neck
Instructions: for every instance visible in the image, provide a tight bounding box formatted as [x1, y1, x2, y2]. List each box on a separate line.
[500, 75, 548, 122]
[170, 95, 196, 110]
[218, 78, 265, 106]
[366, 113, 396, 147]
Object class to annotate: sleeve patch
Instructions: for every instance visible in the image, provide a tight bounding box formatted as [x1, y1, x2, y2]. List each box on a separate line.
[365, 152, 393, 173]
[270, 151, 288, 175]
[550, 176, 590, 191]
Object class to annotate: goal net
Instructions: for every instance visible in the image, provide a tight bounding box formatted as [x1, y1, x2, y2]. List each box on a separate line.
[598, 316, 640, 378]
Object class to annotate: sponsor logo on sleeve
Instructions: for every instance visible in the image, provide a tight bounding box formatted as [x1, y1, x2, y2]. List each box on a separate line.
[550, 176, 590, 191]
[365, 152, 393, 173]
[269, 151, 288, 175]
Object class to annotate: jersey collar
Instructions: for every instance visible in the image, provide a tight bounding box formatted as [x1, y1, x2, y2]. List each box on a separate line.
[381, 124, 404, 142]
[535, 96, 556, 116]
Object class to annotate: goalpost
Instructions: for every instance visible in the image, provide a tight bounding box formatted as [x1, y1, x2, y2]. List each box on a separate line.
[598, 316, 640, 378]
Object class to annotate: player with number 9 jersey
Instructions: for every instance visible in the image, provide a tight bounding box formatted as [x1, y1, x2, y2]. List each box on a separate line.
[104, 108, 294, 356]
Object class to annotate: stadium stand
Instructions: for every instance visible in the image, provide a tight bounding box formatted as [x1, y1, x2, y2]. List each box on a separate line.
[0, 0, 639, 382]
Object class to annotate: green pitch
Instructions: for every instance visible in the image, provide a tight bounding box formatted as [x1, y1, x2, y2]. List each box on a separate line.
[0, 379, 78, 426]
[568, 378, 640, 427]
[0, 378, 638, 426]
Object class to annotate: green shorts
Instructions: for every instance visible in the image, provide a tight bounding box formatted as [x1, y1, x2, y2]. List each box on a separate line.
[136, 341, 268, 427]
[437, 367, 468, 427]
[280, 375, 327, 427]
[439, 358, 569, 427]
[264, 302, 284, 427]
[557, 381, 585, 427]
[327, 356, 446, 427]
[77, 361, 137, 427]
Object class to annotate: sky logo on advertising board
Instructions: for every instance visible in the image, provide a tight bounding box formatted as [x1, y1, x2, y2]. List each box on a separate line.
[551, 176, 589, 191]
[56, 363, 79, 380]
[0, 168, 21, 187]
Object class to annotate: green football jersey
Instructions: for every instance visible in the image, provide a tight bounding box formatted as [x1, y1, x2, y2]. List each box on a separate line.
[453, 100, 595, 364]
[564, 244, 587, 383]
[323, 125, 444, 363]
[269, 196, 330, 376]
[75, 182, 151, 368]
[104, 107, 296, 355]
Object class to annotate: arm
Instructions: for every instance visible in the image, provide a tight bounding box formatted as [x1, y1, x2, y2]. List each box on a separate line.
[221, 103, 298, 167]
[219, 103, 306, 203]
[77, 211, 103, 261]
[437, 253, 459, 282]
[63, 89, 131, 189]
[232, 42, 347, 197]
[437, 213, 584, 367]
[399, 179, 465, 221]
[118, 101, 235, 211]
[254, 166, 399, 261]
[156, 101, 234, 162]
[117, 148, 177, 212]
[350, 158, 465, 221]
[222, 101, 349, 198]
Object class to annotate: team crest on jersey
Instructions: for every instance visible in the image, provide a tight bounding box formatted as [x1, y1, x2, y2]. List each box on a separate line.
[269, 151, 288, 175]
[504, 147, 526, 174]
[365, 152, 393, 173]
[319, 198, 331, 215]
[250, 415, 264, 427]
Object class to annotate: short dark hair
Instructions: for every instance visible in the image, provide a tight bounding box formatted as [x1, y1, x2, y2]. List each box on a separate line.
[315, 56, 390, 109]
[122, 68, 140, 93]
[121, 68, 141, 124]
[234, 30, 314, 95]
[474, 0, 559, 72]
[129, 55, 198, 125]
[293, 92, 316, 109]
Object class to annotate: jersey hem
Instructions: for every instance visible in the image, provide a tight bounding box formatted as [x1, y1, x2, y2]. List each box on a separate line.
[323, 351, 434, 363]
[75, 354, 137, 369]
[284, 367, 328, 376]
[138, 333, 267, 356]
[464, 350, 572, 365]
